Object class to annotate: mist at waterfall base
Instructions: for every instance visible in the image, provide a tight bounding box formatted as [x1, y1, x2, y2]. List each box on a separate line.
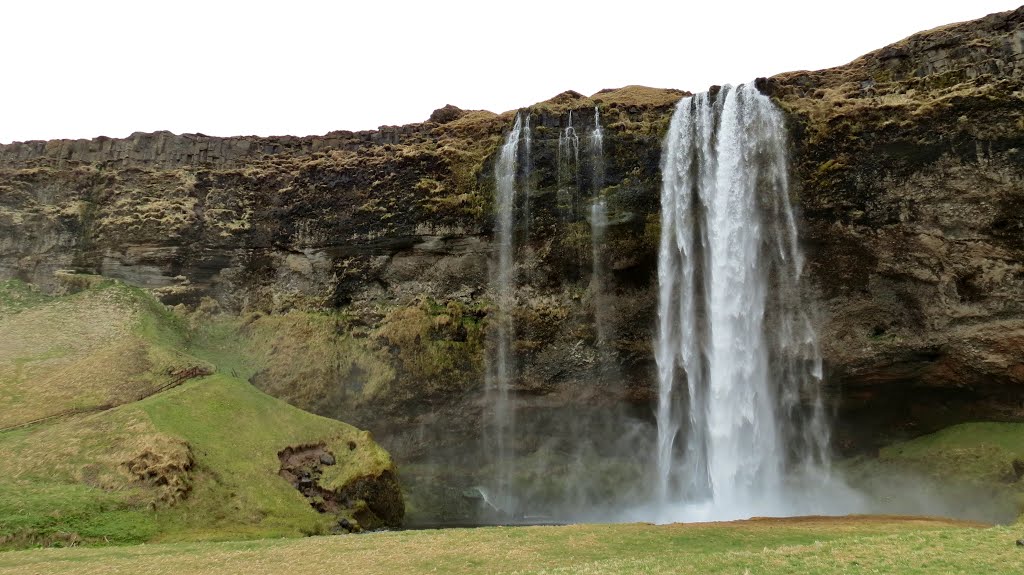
[472, 85, 1002, 526]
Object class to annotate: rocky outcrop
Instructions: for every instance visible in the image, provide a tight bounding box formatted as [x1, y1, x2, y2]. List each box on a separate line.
[2, 7, 1023, 517]
[278, 441, 404, 531]
[0, 86, 681, 519]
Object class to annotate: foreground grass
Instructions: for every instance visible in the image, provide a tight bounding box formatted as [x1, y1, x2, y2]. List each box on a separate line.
[0, 374, 395, 547]
[0, 517, 1016, 575]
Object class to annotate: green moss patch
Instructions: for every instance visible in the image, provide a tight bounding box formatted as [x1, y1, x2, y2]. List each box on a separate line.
[194, 298, 485, 422]
[843, 422, 1024, 523]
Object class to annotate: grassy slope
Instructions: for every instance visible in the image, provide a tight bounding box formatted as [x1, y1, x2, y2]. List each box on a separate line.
[0, 281, 395, 548]
[140, 376, 393, 542]
[841, 422, 1024, 522]
[880, 422, 1024, 483]
[0, 279, 207, 429]
[0, 517, 1016, 575]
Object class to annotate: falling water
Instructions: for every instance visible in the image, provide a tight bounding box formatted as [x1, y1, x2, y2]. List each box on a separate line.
[523, 114, 533, 231]
[561, 110, 581, 167]
[590, 107, 604, 191]
[558, 111, 581, 218]
[487, 113, 523, 513]
[589, 107, 611, 371]
[653, 84, 833, 521]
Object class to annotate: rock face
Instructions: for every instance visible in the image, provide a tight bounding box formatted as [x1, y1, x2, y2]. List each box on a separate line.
[2, 8, 1024, 518]
[765, 7, 1024, 449]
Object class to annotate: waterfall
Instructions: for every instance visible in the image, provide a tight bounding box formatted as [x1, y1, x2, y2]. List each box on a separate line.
[523, 114, 533, 231]
[589, 107, 610, 370]
[558, 110, 580, 218]
[654, 84, 831, 520]
[487, 113, 523, 513]
[590, 106, 604, 191]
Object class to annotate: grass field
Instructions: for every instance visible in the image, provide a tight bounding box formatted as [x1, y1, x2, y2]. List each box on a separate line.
[0, 279, 206, 429]
[0, 516, 1019, 575]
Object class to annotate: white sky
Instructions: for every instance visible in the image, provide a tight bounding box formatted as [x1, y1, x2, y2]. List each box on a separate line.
[1, 0, 1020, 144]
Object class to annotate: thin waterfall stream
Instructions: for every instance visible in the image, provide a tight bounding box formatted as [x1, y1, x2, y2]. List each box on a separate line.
[558, 110, 581, 219]
[589, 106, 611, 379]
[486, 113, 523, 514]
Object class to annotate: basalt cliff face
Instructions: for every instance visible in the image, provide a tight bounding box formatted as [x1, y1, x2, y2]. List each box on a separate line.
[765, 8, 1024, 448]
[2, 8, 1023, 516]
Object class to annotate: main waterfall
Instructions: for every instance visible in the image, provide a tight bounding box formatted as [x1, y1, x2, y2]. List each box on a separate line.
[654, 84, 831, 521]
[486, 113, 524, 512]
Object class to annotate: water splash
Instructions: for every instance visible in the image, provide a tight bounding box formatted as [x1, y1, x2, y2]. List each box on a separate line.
[653, 84, 836, 521]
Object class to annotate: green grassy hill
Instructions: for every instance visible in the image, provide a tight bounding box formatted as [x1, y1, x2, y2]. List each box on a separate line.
[0, 280, 402, 549]
[0, 278, 208, 429]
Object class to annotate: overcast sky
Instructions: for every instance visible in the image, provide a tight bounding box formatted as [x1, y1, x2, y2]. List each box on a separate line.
[1, 1, 1020, 144]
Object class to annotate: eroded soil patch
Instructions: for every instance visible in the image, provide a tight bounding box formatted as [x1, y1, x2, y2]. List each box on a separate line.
[278, 442, 403, 532]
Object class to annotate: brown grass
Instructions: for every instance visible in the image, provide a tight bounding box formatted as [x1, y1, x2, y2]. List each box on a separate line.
[591, 85, 689, 109]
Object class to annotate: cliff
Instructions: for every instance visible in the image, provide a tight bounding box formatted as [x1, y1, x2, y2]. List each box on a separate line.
[2, 7, 1023, 520]
[767, 7, 1024, 447]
